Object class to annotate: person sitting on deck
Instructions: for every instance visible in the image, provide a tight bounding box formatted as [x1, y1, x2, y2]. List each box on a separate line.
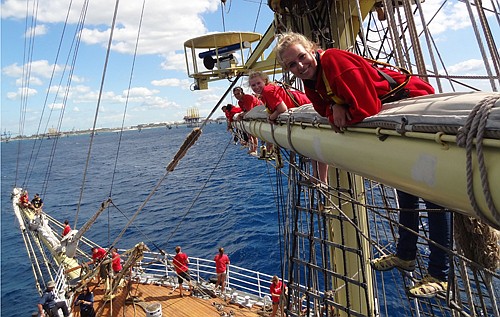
[172, 245, 194, 297]
[62, 220, 71, 237]
[275, 31, 449, 298]
[19, 190, 34, 210]
[37, 280, 71, 317]
[31, 193, 44, 212]
[214, 247, 230, 295]
[74, 285, 95, 317]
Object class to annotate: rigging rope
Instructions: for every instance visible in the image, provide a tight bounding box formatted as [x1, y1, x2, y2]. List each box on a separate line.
[107, 74, 242, 254]
[456, 95, 500, 230]
[74, 0, 121, 229]
[108, 0, 147, 199]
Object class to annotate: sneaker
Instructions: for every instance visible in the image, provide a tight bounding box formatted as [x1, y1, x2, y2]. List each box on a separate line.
[407, 274, 447, 298]
[371, 254, 416, 272]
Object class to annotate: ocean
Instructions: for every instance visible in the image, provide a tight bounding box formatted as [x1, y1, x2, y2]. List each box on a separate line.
[1, 124, 282, 316]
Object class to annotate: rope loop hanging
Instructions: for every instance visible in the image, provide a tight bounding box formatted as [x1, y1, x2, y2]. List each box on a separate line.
[456, 94, 500, 230]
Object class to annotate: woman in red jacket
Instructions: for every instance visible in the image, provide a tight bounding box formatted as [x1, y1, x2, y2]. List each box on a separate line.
[275, 31, 434, 132]
[276, 32, 450, 299]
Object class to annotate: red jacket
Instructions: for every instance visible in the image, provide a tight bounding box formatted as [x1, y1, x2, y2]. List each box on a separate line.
[303, 49, 434, 124]
[260, 84, 310, 112]
[238, 94, 261, 112]
[225, 106, 243, 122]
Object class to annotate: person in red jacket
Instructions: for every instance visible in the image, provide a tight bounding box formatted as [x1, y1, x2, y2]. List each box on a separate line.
[275, 31, 434, 132]
[91, 246, 108, 284]
[248, 70, 310, 124]
[172, 246, 193, 297]
[276, 32, 449, 299]
[233, 86, 261, 113]
[270, 275, 287, 317]
[223, 103, 243, 130]
[214, 247, 230, 295]
[248, 70, 328, 184]
[19, 190, 34, 210]
[111, 247, 122, 274]
[62, 220, 71, 237]
[233, 86, 260, 155]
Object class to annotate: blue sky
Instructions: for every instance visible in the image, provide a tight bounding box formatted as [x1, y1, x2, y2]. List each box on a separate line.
[1, 0, 274, 136]
[1, 0, 498, 136]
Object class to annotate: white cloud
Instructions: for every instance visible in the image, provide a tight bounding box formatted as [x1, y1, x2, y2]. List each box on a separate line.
[15, 76, 43, 86]
[123, 87, 159, 97]
[6, 87, 38, 100]
[49, 103, 65, 110]
[1, 1, 217, 52]
[71, 75, 85, 83]
[419, 0, 472, 35]
[446, 59, 487, 74]
[160, 51, 190, 72]
[151, 78, 190, 87]
[25, 24, 48, 37]
[139, 97, 180, 110]
[2, 60, 64, 79]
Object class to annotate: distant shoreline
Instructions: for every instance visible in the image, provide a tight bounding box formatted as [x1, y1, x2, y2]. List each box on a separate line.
[1, 118, 226, 142]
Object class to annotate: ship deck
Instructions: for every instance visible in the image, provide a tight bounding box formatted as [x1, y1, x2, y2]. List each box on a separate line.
[74, 281, 268, 317]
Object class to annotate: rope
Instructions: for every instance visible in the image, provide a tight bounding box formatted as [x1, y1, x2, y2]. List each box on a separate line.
[456, 94, 500, 230]
[108, 0, 146, 198]
[166, 128, 203, 172]
[74, 0, 121, 229]
[163, 134, 233, 247]
[286, 115, 300, 154]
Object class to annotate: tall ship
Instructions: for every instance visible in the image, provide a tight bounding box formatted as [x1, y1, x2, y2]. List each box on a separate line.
[183, 107, 202, 128]
[2, 1, 499, 317]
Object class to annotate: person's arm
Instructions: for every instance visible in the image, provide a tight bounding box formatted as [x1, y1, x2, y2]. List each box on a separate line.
[329, 104, 352, 133]
[268, 102, 287, 123]
[37, 303, 45, 316]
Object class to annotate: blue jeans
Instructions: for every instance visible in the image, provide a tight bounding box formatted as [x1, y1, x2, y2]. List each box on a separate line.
[47, 301, 70, 317]
[395, 190, 451, 281]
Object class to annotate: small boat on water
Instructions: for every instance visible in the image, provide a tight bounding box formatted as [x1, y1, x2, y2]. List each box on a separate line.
[6, 0, 500, 317]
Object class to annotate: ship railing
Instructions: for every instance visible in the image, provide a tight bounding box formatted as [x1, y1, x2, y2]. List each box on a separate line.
[54, 264, 74, 311]
[130, 250, 275, 300]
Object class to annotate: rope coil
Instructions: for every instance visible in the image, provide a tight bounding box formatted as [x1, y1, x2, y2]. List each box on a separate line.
[456, 95, 500, 230]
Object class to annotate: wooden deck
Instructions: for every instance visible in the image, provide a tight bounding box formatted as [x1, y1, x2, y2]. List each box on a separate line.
[72, 281, 268, 317]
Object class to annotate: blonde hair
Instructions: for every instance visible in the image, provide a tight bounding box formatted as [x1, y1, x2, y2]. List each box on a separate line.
[275, 32, 317, 69]
[248, 70, 269, 85]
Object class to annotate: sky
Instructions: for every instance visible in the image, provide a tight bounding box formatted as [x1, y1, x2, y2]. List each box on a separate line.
[1, 0, 498, 136]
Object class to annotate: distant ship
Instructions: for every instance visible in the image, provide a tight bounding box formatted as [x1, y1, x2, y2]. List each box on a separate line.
[183, 107, 201, 128]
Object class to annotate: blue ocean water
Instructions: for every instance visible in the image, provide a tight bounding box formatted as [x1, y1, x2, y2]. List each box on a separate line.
[1, 124, 281, 316]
